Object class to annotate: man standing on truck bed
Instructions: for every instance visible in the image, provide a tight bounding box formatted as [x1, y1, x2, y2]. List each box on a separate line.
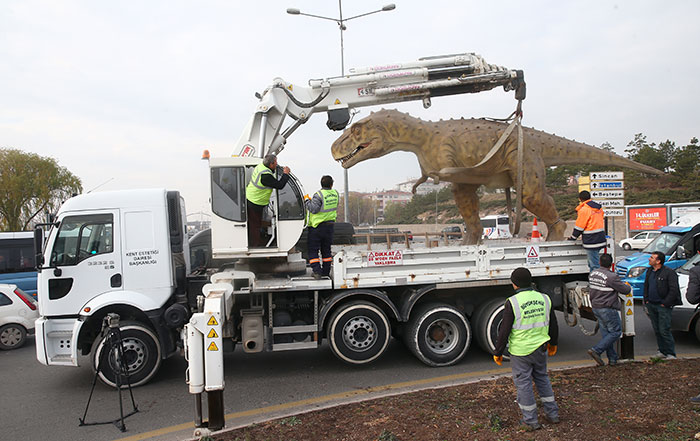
[587, 253, 631, 366]
[568, 190, 605, 271]
[643, 251, 681, 360]
[493, 267, 560, 430]
[304, 175, 338, 279]
[246, 154, 290, 247]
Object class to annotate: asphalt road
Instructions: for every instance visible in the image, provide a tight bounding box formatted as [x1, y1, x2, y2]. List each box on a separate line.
[3, 303, 700, 441]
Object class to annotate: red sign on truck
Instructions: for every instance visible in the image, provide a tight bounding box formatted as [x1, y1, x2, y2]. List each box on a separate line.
[367, 250, 403, 266]
[628, 207, 667, 230]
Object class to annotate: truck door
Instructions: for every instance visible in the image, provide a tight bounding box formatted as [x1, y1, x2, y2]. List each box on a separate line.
[211, 166, 249, 252]
[40, 212, 122, 316]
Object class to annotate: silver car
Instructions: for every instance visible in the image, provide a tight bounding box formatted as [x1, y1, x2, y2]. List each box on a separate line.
[619, 230, 661, 250]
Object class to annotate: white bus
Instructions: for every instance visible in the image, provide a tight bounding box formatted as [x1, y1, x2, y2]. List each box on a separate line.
[481, 215, 512, 239]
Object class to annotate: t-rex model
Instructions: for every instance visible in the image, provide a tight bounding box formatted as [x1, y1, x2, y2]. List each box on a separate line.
[331, 109, 663, 244]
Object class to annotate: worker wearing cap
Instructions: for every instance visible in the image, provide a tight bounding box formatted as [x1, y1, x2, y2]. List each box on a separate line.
[246, 154, 290, 247]
[304, 175, 338, 279]
[493, 267, 560, 430]
[568, 190, 606, 271]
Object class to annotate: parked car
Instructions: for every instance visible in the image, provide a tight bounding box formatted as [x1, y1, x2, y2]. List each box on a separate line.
[442, 226, 463, 238]
[619, 230, 661, 251]
[0, 283, 38, 350]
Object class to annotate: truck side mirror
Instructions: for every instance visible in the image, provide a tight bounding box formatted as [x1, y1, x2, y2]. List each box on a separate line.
[33, 227, 44, 268]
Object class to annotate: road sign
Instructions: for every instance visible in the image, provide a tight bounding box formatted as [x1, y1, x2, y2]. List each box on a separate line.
[591, 190, 625, 199]
[594, 199, 625, 207]
[590, 171, 624, 181]
[604, 208, 624, 217]
[590, 181, 624, 190]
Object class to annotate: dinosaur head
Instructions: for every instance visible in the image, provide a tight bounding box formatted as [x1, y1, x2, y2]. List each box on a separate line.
[331, 109, 405, 169]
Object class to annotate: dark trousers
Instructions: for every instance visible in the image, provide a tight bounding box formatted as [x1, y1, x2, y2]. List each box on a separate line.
[247, 201, 265, 247]
[510, 344, 559, 424]
[308, 222, 334, 276]
[646, 303, 676, 356]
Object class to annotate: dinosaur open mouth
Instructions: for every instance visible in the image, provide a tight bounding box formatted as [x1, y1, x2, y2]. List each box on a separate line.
[337, 143, 369, 165]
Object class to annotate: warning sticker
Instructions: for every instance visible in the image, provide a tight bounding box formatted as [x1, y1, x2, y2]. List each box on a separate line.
[207, 329, 219, 339]
[626, 300, 633, 307]
[367, 250, 403, 266]
[626, 309, 633, 316]
[526, 245, 540, 265]
[207, 342, 219, 351]
[207, 316, 218, 326]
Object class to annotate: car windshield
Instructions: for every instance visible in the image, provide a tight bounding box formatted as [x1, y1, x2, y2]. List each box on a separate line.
[641, 232, 682, 254]
[678, 253, 700, 274]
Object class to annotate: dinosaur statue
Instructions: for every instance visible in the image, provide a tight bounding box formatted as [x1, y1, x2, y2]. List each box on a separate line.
[330, 109, 663, 244]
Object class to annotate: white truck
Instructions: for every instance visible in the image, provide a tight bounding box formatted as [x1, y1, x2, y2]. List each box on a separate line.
[33, 52, 591, 430]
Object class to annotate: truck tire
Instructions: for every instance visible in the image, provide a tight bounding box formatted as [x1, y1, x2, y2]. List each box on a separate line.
[473, 298, 507, 354]
[694, 315, 700, 342]
[404, 303, 470, 367]
[327, 301, 391, 364]
[91, 321, 162, 388]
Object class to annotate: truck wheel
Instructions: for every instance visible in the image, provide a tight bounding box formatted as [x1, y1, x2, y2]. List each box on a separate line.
[91, 321, 162, 388]
[474, 298, 507, 354]
[0, 324, 27, 350]
[327, 301, 391, 364]
[694, 316, 700, 342]
[404, 303, 470, 367]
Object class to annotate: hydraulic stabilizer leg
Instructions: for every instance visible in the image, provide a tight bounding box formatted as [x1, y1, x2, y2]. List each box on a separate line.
[207, 390, 225, 431]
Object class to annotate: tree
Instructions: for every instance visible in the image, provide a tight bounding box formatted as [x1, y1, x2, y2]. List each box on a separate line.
[0, 148, 82, 231]
[336, 192, 377, 225]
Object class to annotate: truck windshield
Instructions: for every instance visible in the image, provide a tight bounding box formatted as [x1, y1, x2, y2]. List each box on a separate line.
[678, 253, 700, 274]
[641, 232, 682, 254]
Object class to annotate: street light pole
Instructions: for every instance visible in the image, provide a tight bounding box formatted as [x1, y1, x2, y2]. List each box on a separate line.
[287, 1, 396, 224]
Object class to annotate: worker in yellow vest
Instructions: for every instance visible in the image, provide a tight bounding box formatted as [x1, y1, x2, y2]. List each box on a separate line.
[304, 175, 339, 279]
[493, 267, 560, 431]
[246, 154, 290, 247]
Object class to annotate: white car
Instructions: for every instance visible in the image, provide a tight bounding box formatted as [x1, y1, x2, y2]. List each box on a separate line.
[619, 230, 661, 251]
[0, 284, 39, 350]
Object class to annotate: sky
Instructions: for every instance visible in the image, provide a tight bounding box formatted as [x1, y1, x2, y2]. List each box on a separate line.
[2, 1, 699, 217]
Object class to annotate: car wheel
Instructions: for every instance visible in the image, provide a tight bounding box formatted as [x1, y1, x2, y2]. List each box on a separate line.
[91, 320, 162, 388]
[404, 303, 470, 367]
[0, 324, 27, 350]
[327, 301, 391, 364]
[622, 243, 631, 251]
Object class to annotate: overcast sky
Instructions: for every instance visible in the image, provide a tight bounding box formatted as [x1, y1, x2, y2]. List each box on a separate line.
[2, 1, 698, 216]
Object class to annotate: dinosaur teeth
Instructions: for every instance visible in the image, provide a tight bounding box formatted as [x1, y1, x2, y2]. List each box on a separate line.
[337, 145, 366, 164]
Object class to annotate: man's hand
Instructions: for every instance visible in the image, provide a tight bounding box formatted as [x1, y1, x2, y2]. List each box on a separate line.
[303, 194, 311, 201]
[547, 344, 557, 356]
[493, 355, 503, 366]
[283, 166, 290, 174]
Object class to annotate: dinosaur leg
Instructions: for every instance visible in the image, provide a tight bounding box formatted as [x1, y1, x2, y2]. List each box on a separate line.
[516, 160, 567, 241]
[451, 183, 482, 245]
[412, 174, 428, 195]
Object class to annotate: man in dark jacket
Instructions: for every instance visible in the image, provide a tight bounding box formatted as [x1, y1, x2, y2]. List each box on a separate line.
[643, 251, 681, 359]
[587, 253, 631, 366]
[685, 247, 700, 403]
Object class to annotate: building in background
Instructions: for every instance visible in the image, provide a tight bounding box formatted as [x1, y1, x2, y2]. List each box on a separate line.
[396, 178, 450, 195]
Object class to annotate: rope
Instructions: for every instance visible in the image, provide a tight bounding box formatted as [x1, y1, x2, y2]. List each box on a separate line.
[563, 284, 599, 336]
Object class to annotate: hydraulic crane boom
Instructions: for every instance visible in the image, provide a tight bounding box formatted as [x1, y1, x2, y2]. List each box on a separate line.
[233, 52, 525, 158]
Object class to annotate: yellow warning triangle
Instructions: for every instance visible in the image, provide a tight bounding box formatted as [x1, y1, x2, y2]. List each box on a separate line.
[287, 84, 293, 91]
[626, 300, 633, 306]
[626, 309, 633, 315]
[334, 99, 341, 105]
[207, 329, 219, 338]
[207, 316, 218, 326]
[207, 342, 219, 351]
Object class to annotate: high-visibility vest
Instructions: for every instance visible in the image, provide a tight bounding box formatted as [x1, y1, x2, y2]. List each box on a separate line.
[507, 289, 551, 356]
[308, 189, 339, 228]
[246, 163, 274, 206]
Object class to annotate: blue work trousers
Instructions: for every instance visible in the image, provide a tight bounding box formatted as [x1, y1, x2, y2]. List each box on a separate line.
[592, 307, 622, 364]
[586, 247, 603, 271]
[510, 344, 559, 425]
[308, 222, 334, 276]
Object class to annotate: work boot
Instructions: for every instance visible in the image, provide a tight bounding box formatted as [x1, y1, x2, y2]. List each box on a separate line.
[543, 414, 560, 424]
[587, 349, 604, 367]
[312, 272, 322, 280]
[690, 394, 700, 404]
[518, 419, 541, 431]
[652, 351, 665, 358]
[665, 354, 677, 360]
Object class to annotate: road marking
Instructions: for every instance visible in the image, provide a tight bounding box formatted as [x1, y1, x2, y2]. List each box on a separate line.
[115, 353, 700, 441]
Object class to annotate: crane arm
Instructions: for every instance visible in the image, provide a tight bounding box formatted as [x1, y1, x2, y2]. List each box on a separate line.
[232, 52, 525, 158]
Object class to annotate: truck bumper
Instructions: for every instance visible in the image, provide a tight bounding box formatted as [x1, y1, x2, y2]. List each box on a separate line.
[35, 317, 81, 367]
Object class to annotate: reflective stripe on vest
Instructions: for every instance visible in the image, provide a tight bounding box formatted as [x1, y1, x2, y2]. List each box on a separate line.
[508, 290, 551, 356]
[246, 163, 274, 206]
[309, 189, 339, 228]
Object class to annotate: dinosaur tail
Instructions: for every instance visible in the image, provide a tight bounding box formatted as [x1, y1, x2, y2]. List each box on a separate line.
[526, 128, 664, 175]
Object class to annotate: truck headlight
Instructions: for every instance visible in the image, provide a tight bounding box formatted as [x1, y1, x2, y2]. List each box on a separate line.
[627, 266, 647, 278]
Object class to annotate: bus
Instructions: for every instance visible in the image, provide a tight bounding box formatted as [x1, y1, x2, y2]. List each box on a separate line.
[0, 232, 38, 298]
[480, 215, 512, 239]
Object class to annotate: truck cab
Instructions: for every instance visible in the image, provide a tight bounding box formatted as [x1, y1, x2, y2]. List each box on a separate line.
[616, 213, 700, 298]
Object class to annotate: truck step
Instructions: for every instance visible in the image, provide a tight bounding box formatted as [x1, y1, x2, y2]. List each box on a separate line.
[49, 354, 73, 363]
[47, 330, 73, 338]
[272, 341, 318, 351]
[272, 324, 317, 334]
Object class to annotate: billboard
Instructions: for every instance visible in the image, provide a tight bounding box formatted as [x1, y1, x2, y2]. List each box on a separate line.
[628, 206, 667, 230]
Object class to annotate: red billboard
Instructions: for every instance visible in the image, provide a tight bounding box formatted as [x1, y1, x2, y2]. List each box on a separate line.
[628, 207, 667, 230]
